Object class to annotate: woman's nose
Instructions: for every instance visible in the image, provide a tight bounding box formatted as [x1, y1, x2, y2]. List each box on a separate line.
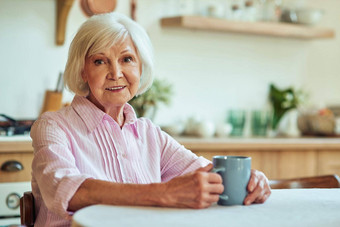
[106, 63, 123, 80]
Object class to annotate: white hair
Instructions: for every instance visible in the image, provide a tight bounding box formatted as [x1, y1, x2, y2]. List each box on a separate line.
[64, 12, 154, 96]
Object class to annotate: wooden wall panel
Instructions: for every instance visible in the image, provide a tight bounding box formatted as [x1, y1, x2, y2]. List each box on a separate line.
[275, 150, 317, 179]
[193, 149, 318, 180]
[318, 150, 340, 176]
[192, 150, 279, 179]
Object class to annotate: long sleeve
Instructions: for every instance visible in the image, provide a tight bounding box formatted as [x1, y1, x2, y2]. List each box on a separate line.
[31, 117, 91, 219]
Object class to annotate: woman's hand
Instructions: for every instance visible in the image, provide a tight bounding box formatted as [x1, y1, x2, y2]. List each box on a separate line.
[244, 169, 271, 205]
[162, 163, 224, 209]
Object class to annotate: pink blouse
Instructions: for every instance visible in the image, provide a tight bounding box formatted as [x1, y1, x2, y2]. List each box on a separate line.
[30, 95, 209, 227]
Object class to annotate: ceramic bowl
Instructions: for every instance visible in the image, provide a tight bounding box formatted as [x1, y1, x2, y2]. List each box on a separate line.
[296, 9, 324, 25]
[281, 8, 323, 25]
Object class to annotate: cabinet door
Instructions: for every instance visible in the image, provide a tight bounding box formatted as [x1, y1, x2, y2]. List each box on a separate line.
[0, 153, 33, 182]
[317, 150, 340, 176]
[276, 150, 317, 179]
[192, 149, 318, 180]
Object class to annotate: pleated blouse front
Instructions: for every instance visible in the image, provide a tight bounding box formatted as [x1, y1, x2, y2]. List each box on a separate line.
[30, 95, 209, 227]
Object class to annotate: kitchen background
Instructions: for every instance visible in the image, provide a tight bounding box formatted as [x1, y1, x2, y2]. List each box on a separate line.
[1, 0, 340, 135]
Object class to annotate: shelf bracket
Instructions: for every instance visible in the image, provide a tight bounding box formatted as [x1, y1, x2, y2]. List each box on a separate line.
[56, 0, 75, 45]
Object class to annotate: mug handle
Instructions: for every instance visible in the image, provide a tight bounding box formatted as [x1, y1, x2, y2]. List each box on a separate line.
[210, 167, 225, 174]
[210, 167, 229, 201]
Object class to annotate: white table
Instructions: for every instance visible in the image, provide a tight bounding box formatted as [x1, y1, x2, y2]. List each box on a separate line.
[72, 189, 340, 227]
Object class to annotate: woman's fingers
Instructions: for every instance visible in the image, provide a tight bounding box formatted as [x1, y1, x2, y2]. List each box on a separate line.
[206, 182, 224, 194]
[203, 172, 224, 194]
[195, 171, 224, 194]
[208, 172, 223, 183]
[196, 163, 213, 172]
[164, 168, 225, 209]
[166, 167, 271, 208]
[244, 169, 271, 205]
[254, 191, 271, 204]
[244, 179, 265, 205]
[247, 169, 259, 192]
[194, 172, 224, 206]
[205, 194, 220, 203]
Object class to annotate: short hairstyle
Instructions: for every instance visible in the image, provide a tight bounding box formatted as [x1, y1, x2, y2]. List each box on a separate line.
[64, 12, 154, 96]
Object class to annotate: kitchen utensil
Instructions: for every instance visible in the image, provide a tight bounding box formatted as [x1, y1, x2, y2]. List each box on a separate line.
[80, 0, 117, 17]
[55, 72, 64, 93]
[40, 72, 65, 115]
[40, 91, 63, 115]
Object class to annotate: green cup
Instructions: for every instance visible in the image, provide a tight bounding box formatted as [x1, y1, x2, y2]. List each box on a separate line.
[251, 110, 270, 137]
[227, 110, 246, 136]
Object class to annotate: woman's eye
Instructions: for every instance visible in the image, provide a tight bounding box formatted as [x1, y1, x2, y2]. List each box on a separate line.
[123, 57, 133, 63]
[94, 59, 105, 65]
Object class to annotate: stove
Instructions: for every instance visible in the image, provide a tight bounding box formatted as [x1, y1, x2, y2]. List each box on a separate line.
[0, 129, 33, 226]
[0, 182, 31, 225]
[0, 114, 34, 136]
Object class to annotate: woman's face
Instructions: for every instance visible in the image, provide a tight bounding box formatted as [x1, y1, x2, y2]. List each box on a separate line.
[82, 36, 141, 112]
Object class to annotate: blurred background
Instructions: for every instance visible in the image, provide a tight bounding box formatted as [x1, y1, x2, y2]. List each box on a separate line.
[0, 0, 339, 138]
[1, 2, 340, 224]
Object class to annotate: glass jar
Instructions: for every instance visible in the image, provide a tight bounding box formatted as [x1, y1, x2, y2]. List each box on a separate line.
[196, 0, 227, 18]
[257, 0, 282, 21]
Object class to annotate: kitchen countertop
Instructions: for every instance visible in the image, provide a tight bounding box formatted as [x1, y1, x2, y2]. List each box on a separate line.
[176, 136, 340, 150]
[1, 135, 340, 152]
[0, 135, 32, 153]
[0, 134, 32, 142]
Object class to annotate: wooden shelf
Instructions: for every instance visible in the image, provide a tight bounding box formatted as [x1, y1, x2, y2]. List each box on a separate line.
[161, 16, 335, 40]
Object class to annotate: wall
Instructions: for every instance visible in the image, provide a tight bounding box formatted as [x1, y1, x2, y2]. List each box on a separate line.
[0, 0, 339, 127]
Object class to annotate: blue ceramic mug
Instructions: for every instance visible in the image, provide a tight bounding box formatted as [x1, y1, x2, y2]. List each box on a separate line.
[212, 156, 251, 206]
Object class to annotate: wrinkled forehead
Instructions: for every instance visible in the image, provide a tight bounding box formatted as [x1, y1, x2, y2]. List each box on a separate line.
[86, 29, 130, 57]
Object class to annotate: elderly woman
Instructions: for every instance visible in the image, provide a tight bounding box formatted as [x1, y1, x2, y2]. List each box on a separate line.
[31, 12, 271, 226]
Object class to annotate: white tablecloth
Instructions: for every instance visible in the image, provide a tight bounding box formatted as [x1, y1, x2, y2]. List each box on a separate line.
[72, 189, 340, 227]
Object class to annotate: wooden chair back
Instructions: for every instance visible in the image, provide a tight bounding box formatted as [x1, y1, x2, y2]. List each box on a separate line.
[269, 174, 340, 189]
[20, 191, 35, 227]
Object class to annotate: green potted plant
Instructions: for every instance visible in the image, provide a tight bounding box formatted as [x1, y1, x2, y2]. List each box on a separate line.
[129, 78, 173, 120]
[269, 83, 304, 131]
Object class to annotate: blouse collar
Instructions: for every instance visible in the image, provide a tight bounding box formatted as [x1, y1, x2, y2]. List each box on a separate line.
[71, 95, 139, 135]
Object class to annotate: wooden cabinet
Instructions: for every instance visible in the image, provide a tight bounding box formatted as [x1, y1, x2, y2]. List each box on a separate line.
[1, 138, 339, 182]
[0, 141, 34, 183]
[317, 150, 340, 175]
[177, 137, 340, 179]
[276, 150, 317, 179]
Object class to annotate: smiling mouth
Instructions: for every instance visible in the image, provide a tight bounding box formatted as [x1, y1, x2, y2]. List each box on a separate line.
[105, 86, 126, 91]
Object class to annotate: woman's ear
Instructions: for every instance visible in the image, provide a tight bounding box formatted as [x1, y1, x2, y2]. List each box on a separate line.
[81, 70, 87, 82]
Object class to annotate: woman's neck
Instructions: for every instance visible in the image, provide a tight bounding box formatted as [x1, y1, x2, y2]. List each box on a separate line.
[86, 96, 126, 128]
[106, 106, 125, 128]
